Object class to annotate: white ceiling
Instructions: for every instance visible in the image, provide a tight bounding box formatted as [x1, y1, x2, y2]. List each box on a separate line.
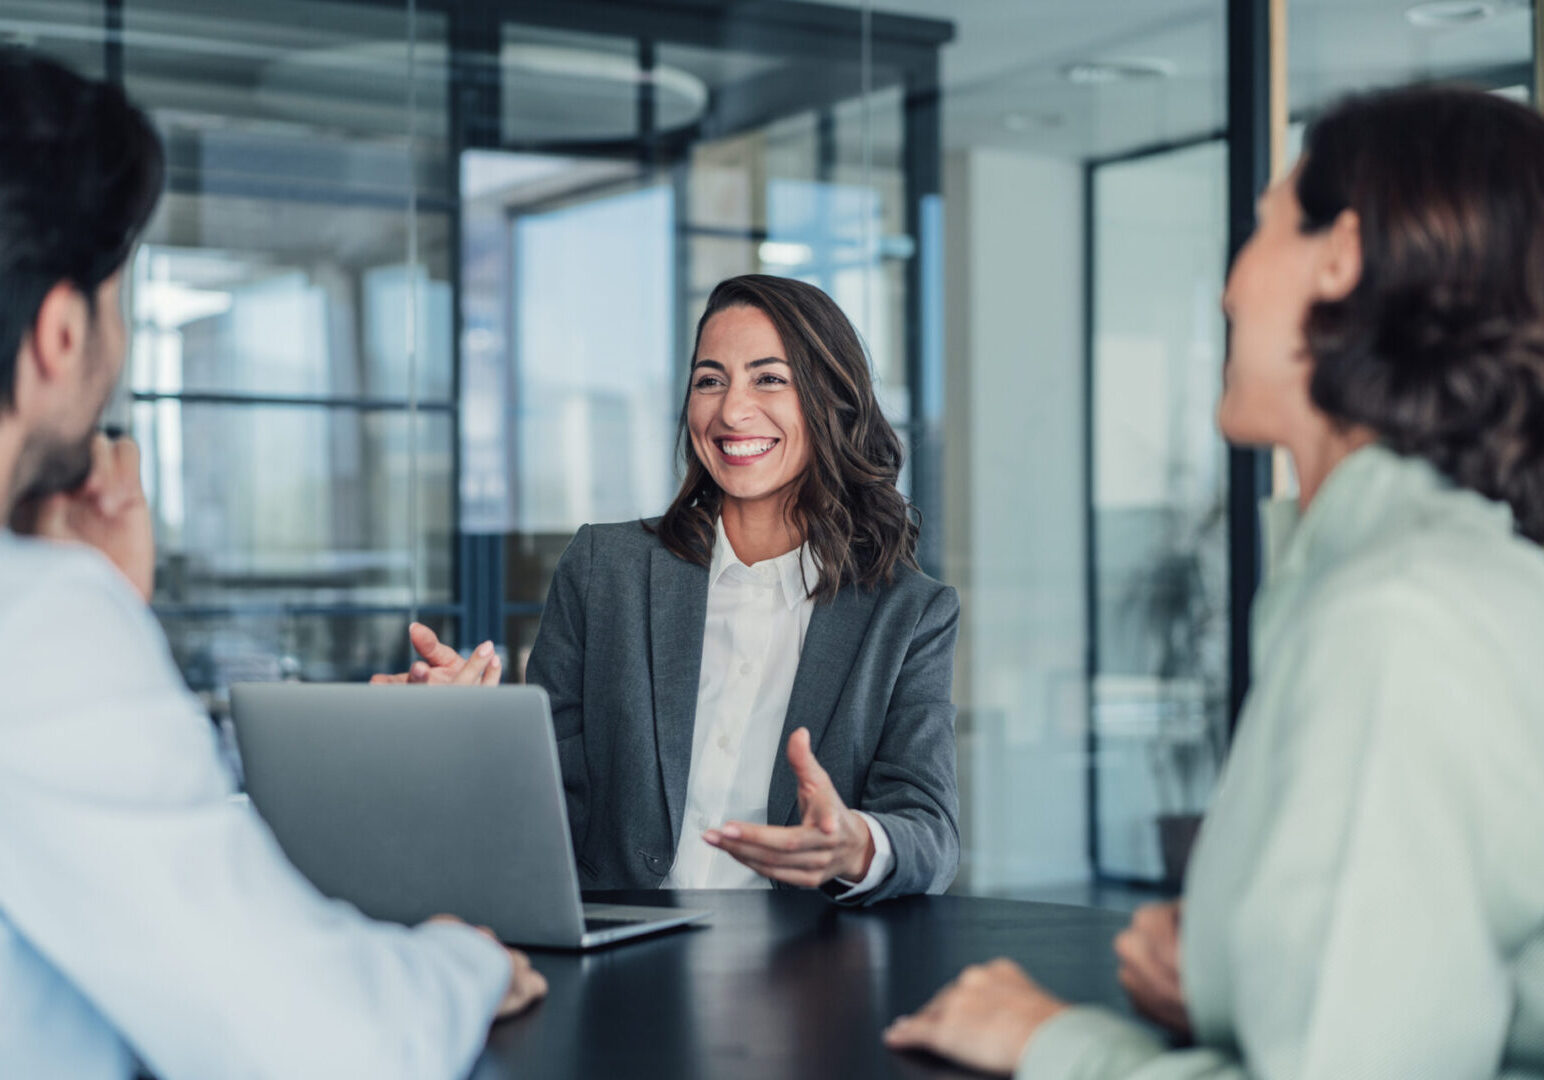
[806, 0, 1534, 158]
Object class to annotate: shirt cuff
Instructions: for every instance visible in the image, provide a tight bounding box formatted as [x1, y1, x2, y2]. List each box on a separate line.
[832, 811, 895, 899]
[1014, 1006, 1167, 1080]
[414, 920, 513, 1026]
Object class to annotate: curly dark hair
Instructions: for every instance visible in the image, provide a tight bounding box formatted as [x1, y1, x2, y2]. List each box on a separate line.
[1297, 84, 1544, 542]
[652, 274, 919, 601]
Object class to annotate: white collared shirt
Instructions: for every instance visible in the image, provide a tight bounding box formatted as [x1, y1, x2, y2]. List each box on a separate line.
[665, 518, 894, 895]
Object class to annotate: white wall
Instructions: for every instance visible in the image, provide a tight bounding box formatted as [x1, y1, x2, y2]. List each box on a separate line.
[944, 147, 1090, 892]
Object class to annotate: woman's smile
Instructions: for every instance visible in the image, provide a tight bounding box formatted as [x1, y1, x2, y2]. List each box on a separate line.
[715, 436, 781, 464]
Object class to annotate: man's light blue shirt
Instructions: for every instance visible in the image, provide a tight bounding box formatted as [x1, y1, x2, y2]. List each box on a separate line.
[0, 531, 510, 1079]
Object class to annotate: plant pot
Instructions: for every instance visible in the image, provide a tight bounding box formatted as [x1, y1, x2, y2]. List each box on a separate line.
[1157, 812, 1203, 888]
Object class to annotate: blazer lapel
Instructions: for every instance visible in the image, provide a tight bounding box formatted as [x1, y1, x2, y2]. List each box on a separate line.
[766, 584, 881, 828]
[649, 546, 709, 847]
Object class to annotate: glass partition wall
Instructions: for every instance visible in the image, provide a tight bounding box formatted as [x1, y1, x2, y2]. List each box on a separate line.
[2, 0, 1535, 902]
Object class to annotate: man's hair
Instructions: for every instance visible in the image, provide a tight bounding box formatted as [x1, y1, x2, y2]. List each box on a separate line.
[0, 49, 165, 409]
[1297, 84, 1544, 542]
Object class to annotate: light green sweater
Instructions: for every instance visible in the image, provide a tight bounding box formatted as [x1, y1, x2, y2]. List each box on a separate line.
[1020, 445, 1544, 1079]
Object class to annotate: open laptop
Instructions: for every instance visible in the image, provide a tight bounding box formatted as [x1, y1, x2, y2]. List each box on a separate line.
[230, 683, 708, 949]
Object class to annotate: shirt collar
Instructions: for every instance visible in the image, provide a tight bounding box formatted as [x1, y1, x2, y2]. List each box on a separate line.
[709, 516, 819, 610]
[1273, 443, 1511, 583]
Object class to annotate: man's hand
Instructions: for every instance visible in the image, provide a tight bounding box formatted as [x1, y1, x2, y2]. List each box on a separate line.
[495, 946, 548, 1020]
[15, 434, 154, 602]
[883, 958, 1067, 1075]
[704, 726, 874, 888]
[427, 916, 547, 1020]
[1115, 901, 1191, 1037]
[370, 622, 501, 686]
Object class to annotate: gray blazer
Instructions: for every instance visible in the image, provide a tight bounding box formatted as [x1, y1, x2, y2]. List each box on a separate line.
[525, 520, 960, 905]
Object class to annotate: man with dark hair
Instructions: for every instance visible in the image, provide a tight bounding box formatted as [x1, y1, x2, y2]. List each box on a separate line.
[0, 50, 544, 1079]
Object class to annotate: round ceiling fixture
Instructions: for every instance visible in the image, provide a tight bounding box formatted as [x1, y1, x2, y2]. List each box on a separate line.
[1405, 1, 1498, 27]
[1062, 58, 1176, 86]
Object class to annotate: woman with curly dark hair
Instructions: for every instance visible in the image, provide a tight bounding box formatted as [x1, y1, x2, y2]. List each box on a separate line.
[384, 274, 960, 904]
[888, 85, 1544, 1077]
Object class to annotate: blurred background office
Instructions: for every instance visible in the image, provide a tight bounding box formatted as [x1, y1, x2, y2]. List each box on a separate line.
[4, 0, 1533, 904]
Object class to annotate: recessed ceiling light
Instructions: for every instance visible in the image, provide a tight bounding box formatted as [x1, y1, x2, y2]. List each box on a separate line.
[1063, 58, 1176, 85]
[1405, 1, 1497, 27]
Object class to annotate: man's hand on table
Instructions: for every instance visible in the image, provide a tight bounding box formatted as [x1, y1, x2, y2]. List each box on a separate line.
[427, 916, 547, 1021]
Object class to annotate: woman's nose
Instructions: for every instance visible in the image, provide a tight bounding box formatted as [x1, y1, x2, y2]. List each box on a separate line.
[719, 381, 757, 426]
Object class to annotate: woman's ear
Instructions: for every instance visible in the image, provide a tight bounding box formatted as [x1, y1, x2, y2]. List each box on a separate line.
[1315, 208, 1362, 302]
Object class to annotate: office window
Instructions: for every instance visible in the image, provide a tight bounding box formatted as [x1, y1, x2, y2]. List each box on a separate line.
[116, 0, 453, 701]
[10, 0, 1533, 905]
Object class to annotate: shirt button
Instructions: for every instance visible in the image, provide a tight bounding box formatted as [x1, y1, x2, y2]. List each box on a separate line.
[717, 734, 731, 752]
[740, 662, 753, 676]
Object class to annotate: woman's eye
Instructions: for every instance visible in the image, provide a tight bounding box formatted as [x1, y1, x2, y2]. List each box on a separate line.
[756, 374, 788, 387]
[693, 375, 724, 391]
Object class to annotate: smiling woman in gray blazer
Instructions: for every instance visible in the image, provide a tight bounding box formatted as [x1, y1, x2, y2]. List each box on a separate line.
[387, 275, 959, 905]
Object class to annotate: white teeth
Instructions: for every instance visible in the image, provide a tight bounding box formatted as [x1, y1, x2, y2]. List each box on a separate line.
[722, 439, 776, 457]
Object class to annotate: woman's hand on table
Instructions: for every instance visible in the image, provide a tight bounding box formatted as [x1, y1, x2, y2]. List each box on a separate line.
[703, 726, 875, 888]
[1115, 900, 1191, 1038]
[371, 622, 502, 686]
[883, 958, 1067, 1074]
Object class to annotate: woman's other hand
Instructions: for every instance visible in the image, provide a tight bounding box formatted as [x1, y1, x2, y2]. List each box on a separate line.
[883, 958, 1067, 1074]
[1114, 900, 1191, 1038]
[370, 622, 502, 686]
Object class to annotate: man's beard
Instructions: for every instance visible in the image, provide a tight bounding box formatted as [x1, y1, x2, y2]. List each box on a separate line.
[7, 311, 120, 528]
[17, 428, 96, 502]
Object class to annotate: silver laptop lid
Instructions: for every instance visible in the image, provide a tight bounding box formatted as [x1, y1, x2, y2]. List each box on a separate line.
[230, 683, 587, 947]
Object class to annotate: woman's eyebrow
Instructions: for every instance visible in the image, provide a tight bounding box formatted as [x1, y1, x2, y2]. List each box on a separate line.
[691, 357, 787, 371]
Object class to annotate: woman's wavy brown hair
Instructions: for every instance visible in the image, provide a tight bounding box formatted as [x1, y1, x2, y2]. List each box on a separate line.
[652, 274, 919, 601]
[1297, 84, 1544, 542]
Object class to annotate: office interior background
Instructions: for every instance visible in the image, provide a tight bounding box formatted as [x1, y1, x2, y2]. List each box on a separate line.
[5, 0, 1534, 901]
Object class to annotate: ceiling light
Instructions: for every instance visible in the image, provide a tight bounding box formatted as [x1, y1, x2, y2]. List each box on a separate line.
[137, 282, 234, 329]
[758, 241, 814, 267]
[1063, 59, 1175, 86]
[1405, 1, 1497, 27]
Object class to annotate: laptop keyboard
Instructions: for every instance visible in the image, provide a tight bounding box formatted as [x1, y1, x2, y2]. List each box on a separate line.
[584, 916, 643, 933]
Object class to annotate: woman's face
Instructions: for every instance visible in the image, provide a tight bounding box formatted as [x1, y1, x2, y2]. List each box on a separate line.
[1218, 164, 1359, 446]
[687, 304, 812, 508]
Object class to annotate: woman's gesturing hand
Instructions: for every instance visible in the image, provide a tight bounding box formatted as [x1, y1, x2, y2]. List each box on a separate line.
[370, 622, 502, 686]
[703, 727, 875, 888]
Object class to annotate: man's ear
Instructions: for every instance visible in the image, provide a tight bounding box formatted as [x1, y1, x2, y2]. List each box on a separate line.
[1315, 208, 1362, 302]
[18, 283, 91, 397]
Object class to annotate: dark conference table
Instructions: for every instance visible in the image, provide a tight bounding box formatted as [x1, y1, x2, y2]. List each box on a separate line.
[470, 889, 1147, 1080]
